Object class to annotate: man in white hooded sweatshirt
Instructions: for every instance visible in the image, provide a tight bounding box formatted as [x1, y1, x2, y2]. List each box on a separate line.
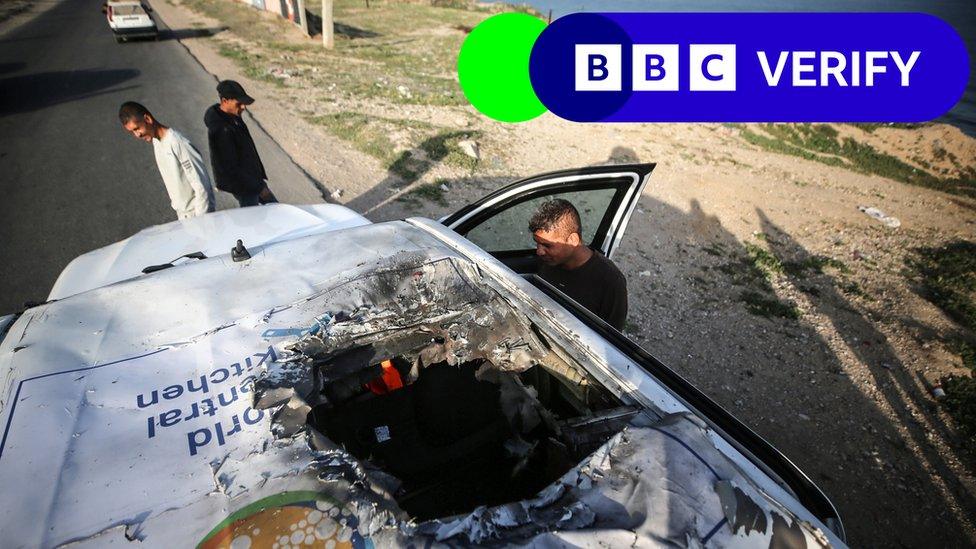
[118, 101, 215, 220]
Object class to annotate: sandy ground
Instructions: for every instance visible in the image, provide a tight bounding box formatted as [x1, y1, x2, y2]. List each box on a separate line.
[141, 0, 976, 546]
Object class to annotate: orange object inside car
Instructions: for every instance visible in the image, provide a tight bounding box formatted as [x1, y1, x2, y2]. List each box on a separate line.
[366, 359, 404, 395]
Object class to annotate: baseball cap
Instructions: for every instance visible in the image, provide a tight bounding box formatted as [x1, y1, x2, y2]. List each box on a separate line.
[216, 80, 255, 105]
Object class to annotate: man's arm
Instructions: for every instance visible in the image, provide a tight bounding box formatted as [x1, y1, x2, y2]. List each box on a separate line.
[604, 268, 628, 331]
[154, 147, 184, 217]
[213, 127, 265, 194]
[177, 138, 215, 216]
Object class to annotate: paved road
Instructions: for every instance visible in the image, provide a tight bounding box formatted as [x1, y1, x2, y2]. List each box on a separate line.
[0, 0, 322, 313]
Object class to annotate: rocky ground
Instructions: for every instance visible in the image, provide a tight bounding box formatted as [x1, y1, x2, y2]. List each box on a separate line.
[151, 0, 976, 546]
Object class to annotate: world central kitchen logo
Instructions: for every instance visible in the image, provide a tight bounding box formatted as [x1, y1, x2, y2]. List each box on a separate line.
[457, 12, 969, 123]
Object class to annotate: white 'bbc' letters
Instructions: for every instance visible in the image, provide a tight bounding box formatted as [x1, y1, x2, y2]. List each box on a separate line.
[575, 43, 737, 92]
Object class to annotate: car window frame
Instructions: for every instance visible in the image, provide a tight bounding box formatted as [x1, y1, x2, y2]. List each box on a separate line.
[459, 180, 628, 256]
[443, 164, 654, 260]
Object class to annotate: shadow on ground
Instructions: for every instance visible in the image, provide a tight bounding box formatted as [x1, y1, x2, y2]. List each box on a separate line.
[0, 68, 140, 115]
[157, 26, 227, 40]
[0, 61, 25, 75]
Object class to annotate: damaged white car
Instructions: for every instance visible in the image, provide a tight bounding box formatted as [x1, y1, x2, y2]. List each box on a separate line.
[0, 165, 846, 547]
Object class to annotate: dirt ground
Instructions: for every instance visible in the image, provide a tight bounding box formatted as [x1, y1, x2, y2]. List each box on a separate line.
[150, 0, 976, 546]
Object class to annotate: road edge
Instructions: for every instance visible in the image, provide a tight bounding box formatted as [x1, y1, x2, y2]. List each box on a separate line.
[0, 0, 62, 37]
[148, 0, 336, 204]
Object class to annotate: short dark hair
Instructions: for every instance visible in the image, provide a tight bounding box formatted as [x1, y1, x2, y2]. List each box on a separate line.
[118, 101, 152, 124]
[529, 198, 582, 237]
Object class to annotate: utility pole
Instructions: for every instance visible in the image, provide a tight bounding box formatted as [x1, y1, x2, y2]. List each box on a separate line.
[297, 0, 309, 35]
[322, 0, 334, 49]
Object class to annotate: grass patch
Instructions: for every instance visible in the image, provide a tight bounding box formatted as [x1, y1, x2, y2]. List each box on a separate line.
[838, 280, 872, 300]
[702, 242, 727, 256]
[718, 256, 767, 286]
[216, 43, 283, 85]
[740, 290, 801, 319]
[721, 241, 859, 318]
[941, 374, 976, 445]
[185, 0, 522, 107]
[951, 340, 976, 371]
[310, 112, 480, 182]
[784, 255, 851, 277]
[733, 124, 976, 197]
[307, 112, 406, 163]
[849, 123, 928, 133]
[727, 240, 851, 282]
[908, 240, 976, 332]
[418, 131, 480, 172]
[397, 182, 449, 209]
[744, 241, 783, 277]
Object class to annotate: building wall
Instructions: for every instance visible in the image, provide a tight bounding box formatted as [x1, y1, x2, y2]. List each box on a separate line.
[236, 0, 306, 30]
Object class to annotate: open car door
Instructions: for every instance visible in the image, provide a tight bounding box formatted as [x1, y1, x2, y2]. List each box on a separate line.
[442, 163, 654, 273]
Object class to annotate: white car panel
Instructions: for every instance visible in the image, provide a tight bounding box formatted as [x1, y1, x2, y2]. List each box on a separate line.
[47, 203, 371, 301]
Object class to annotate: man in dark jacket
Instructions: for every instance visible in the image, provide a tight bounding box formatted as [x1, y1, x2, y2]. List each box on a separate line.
[529, 199, 628, 330]
[204, 80, 278, 207]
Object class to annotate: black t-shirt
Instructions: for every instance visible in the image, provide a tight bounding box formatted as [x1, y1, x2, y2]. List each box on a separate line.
[538, 250, 628, 330]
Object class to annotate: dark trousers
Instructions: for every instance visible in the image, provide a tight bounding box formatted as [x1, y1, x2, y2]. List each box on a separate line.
[234, 188, 278, 207]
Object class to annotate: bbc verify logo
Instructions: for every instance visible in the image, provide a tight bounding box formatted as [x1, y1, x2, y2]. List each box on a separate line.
[457, 12, 968, 123]
[544, 13, 966, 124]
[575, 44, 924, 93]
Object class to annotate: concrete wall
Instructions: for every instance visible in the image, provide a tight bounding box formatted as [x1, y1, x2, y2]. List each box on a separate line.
[236, 0, 308, 33]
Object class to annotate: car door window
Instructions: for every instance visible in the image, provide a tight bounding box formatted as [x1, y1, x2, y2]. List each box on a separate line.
[463, 187, 618, 253]
[443, 165, 654, 274]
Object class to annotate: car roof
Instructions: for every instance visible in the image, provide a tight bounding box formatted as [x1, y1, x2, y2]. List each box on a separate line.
[48, 204, 371, 301]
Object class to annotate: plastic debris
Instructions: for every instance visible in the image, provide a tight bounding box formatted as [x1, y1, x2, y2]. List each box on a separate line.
[857, 206, 901, 228]
[457, 140, 480, 160]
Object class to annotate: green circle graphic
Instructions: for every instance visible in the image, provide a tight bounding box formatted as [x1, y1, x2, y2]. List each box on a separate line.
[458, 13, 547, 123]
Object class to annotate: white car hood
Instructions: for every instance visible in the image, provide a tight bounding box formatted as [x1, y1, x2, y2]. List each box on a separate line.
[0, 219, 844, 548]
[48, 204, 370, 301]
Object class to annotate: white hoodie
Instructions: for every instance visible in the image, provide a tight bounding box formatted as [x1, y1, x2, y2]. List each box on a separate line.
[152, 128, 216, 219]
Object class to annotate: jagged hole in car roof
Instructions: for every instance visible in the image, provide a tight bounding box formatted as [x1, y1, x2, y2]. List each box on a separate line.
[253, 256, 635, 521]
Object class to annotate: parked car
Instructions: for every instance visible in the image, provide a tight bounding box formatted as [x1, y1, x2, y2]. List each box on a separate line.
[0, 165, 846, 547]
[104, 0, 157, 42]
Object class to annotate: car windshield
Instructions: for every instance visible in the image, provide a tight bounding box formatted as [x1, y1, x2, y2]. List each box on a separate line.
[111, 5, 144, 16]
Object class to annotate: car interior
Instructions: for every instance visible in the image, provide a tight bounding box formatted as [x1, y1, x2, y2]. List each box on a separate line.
[307, 347, 638, 521]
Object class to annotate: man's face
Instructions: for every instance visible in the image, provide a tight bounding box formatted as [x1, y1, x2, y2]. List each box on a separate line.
[220, 97, 247, 116]
[122, 115, 155, 143]
[533, 223, 581, 267]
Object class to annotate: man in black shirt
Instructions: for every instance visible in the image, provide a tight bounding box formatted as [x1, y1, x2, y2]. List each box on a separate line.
[204, 80, 278, 207]
[529, 199, 628, 330]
